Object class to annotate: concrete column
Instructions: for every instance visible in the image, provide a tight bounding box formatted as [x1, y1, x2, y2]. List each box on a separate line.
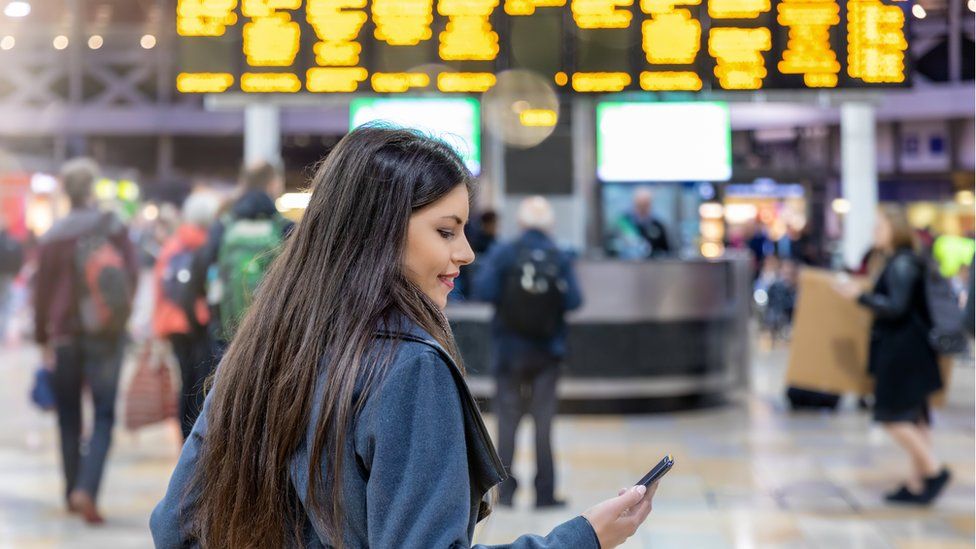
[244, 103, 281, 165]
[840, 102, 878, 270]
[572, 96, 597, 253]
[157, 135, 174, 180]
[483, 120, 506, 214]
[949, 0, 961, 82]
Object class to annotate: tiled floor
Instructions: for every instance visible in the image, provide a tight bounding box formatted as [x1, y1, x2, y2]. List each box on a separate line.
[0, 338, 972, 548]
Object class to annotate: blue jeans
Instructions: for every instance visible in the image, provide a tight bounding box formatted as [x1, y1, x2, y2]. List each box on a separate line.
[52, 336, 125, 502]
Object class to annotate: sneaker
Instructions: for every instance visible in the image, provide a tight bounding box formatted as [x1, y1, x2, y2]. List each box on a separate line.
[68, 490, 104, 525]
[535, 498, 567, 509]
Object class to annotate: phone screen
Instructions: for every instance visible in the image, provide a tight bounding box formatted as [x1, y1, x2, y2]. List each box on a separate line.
[637, 454, 674, 487]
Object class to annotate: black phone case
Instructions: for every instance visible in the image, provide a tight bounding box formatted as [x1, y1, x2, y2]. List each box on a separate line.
[637, 455, 674, 487]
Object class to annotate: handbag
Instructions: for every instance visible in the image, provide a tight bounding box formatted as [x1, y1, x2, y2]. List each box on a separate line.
[124, 340, 178, 431]
[30, 366, 56, 411]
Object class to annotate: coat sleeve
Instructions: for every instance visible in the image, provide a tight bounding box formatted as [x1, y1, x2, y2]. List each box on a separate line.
[149, 394, 211, 548]
[355, 350, 599, 549]
[561, 254, 584, 312]
[858, 254, 922, 320]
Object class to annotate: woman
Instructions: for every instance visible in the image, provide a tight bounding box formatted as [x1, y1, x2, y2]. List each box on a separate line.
[839, 205, 950, 505]
[152, 190, 219, 440]
[151, 127, 656, 548]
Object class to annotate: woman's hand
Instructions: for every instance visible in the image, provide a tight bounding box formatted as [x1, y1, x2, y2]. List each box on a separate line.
[834, 279, 862, 300]
[582, 483, 657, 548]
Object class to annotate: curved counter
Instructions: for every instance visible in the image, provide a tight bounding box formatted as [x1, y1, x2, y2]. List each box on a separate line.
[447, 255, 752, 407]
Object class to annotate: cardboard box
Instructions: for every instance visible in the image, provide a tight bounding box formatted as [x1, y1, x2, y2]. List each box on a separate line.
[785, 268, 874, 396]
[786, 267, 953, 407]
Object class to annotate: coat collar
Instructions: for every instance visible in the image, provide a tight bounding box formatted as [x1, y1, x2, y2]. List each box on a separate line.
[374, 312, 508, 496]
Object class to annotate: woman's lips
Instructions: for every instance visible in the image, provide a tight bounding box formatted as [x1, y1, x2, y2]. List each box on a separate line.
[439, 275, 456, 289]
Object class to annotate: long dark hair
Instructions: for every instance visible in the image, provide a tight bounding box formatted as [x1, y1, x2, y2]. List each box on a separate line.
[188, 126, 473, 547]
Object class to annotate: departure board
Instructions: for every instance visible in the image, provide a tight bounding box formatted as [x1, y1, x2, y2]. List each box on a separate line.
[175, 0, 909, 94]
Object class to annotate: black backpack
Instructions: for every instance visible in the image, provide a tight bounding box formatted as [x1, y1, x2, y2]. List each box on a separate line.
[498, 245, 567, 340]
[161, 247, 201, 329]
[0, 232, 23, 276]
[922, 257, 967, 355]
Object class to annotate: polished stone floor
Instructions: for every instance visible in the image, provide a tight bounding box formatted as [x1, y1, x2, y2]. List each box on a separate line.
[0, 336, 972, 548]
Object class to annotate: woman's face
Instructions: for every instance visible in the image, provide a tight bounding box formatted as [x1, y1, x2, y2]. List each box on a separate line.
[404, 184, 475, 310]
[873, 213, 892, 250]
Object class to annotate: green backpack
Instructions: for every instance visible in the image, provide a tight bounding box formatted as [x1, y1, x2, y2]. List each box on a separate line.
[216, 214, 286, 341]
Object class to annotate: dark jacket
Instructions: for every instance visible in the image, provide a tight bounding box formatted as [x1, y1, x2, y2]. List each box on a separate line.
[623, 212, 672, 257]
[189, 190, 294, 340]
[858, 248, 942, 413]
[964, 259, 974, 337]
[473, 230, 583, 361]
[150, 315, 599, 548]
[33, 208, 139, 345]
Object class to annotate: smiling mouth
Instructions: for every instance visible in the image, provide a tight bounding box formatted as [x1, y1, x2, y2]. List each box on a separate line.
[438, 274, 458, 289]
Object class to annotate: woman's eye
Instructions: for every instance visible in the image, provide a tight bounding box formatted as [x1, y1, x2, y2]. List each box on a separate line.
[438, 229, 455, 239]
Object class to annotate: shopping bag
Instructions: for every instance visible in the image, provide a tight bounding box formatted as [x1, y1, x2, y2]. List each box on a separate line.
[30, 366, 56, 411]
[124, 340, 177, 431]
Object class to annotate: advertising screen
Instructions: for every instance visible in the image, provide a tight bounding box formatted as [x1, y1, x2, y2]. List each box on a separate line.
[349, 97, 481, 175]
[597, 102, 732, 182]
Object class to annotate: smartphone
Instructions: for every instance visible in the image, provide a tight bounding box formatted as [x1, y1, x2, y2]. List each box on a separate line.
[637, 454, 674, 488]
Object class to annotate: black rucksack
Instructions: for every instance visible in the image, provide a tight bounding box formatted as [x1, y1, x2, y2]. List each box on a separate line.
[0, 232, 23, 276]
[922, 257, 967, 355]
[498, 245, 567, 340]
[161, 247, 200, 329]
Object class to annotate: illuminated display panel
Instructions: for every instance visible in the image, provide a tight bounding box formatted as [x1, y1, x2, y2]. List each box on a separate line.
[176, 0, 909, 93]
[597, 101, 732, 181]
[349, 97, 482, 174]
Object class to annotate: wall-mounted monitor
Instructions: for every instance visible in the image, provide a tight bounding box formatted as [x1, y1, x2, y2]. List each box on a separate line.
[596, 102, 732, 183]
[349, 97, 481, 175]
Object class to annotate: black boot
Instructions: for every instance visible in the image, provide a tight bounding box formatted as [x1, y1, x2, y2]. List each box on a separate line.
[919, 468, 951, 504]
[884, 484, 920, 504]
[497, 477, 517, 507]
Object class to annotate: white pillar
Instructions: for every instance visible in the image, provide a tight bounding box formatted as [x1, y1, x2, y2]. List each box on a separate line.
[840, 102, 878, 269]
[572, 96, 596, 252]
[244, 103, 281, 164]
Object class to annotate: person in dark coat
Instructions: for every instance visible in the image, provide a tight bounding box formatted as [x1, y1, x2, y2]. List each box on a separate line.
[474, 196, 583, 508]
[838, 205, 950, 505]
[151, 127, 656, 549]
[34, 158, 140, 524]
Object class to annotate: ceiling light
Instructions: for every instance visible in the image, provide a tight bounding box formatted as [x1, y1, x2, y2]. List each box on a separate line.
[53, 35, 68, 50]
[140, 34, 156, 49]
[911, 4, 926, 18]
[0, 35, 14, 50]
[3, 1, 30, 18]
[88, 34, 103, 49]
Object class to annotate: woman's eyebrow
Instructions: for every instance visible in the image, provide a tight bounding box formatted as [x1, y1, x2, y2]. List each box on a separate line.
[440, 215, 465, 225]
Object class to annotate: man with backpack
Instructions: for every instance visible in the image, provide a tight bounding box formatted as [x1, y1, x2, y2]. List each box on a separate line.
[475, 196, 583, 508]
[34, 158, 139, 524]
[153, 191, 219, 440]
[190, 160, 292, 364]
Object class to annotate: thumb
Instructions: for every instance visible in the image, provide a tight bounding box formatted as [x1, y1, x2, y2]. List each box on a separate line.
[606, 485, 646, 514]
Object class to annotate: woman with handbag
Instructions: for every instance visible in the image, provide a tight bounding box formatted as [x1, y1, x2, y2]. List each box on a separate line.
[838, 205, 950, 505]
[152, 190, 219, 440]
[151, 127, 657, 548]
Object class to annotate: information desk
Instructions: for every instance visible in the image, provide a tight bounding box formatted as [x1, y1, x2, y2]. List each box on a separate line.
[447, 255, 752, 408]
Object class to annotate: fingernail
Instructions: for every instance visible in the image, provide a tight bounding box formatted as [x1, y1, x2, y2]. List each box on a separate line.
[634, 485, 647, 496]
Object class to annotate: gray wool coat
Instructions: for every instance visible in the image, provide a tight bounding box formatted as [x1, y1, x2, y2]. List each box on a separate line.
[150, 315, 599, 548]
